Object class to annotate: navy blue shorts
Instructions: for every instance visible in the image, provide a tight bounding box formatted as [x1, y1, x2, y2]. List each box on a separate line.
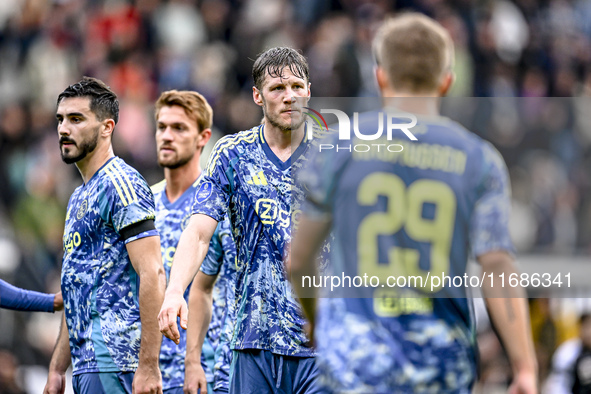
[229, 349, 323, 394]
[72, 372, 134, 394]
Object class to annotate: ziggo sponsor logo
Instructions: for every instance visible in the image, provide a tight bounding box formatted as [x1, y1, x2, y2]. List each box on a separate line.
[63, 231, 81, 253]
[255, 198, 301, 229]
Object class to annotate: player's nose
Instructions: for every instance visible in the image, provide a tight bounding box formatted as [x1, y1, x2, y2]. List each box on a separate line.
[58, 122, 70, 136]
[283, 91, 296, 103]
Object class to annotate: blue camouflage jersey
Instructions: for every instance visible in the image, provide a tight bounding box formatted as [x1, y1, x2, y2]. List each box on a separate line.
[61, 156, 158, 375]
[299, 112, 514, 393]
[193, 124, 313, 357]
[153, 178, 235, 390]
[199, 219, 237, 392]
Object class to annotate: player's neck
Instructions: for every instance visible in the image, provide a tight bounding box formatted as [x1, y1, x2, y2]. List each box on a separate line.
[76, 144, 115, 185]
[262, 123, 305, 162]
[164, 159, 202, 203]
[381, 90, 442, 117]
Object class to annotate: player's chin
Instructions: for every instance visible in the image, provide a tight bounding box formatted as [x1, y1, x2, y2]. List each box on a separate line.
[282, 113, 304, 128]
[61, 146, 76, 155]
[158, 154, 176, 165]
[61, 149, 80, 163]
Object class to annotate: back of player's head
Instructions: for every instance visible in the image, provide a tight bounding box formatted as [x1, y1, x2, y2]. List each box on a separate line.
[252, 47, 310, 91]
[373, 13, 454, 94]
[57, 76, 119, 124]
[154, 90, 213, 132]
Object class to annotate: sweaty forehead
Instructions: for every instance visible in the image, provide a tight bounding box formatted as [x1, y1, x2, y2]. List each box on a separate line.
[262, 66, 307, 87]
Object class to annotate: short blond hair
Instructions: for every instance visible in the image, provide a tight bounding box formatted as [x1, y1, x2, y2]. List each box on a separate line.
[373, 13, 454, 94]
[155, 90, 213, 132]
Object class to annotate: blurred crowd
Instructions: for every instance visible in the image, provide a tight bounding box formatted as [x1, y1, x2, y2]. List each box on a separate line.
[1, 0, 591, 392]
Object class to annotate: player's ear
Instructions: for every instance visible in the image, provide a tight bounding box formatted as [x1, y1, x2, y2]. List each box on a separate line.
[197, 128, 212, 148]
[253, 86, 264, 107]
[102, 118, 115, 137]
[375, 66, 391, 95]
[438, 71, 455, 97]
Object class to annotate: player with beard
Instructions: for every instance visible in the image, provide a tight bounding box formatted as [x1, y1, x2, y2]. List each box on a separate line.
[158, 47, 322, 393]
[45, 77, 165, 394]
[150, 90, 236, 394]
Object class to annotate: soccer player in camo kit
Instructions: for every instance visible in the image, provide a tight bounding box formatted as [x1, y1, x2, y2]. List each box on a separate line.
[290, 13, 538, 394]
[158, 48, 323, 393]
[45, 77, 165, 394]
[151, 89, 236, 394]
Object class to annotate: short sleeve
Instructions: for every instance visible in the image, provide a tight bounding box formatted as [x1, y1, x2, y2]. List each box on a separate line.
[100, 160, 156, 240]
[200, 222, 224, 276]
[469, 143, 515, 257]
[192, 137, 232, 221]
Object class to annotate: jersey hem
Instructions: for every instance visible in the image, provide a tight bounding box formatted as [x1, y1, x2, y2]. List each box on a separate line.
[233, 343, 315, 357]
[72, 365, 137, 376]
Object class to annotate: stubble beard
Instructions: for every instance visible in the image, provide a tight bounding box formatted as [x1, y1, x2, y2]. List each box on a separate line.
[264, 107, 305, 133]
[60, 126, 100, 164]
[158, 151, 194, 170]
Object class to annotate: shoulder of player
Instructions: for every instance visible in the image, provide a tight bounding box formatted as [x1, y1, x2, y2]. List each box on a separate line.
[99, 158, 145, 184]
[211, 127, 260, 154]
[150, 179, 166, 194]
[307, 126, 339, 149]
[480, 140, 507, 170]
[308, 123, 335, 141]
[435, 120, 499, 158]
[98, 158, 150, 202]
[205, 127, 260, 171]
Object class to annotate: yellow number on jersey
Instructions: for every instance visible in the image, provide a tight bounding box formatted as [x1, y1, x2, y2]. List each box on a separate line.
[357, 173, 456, 293]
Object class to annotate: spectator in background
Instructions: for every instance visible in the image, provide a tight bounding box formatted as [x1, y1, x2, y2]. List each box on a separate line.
[544, 313, 591, 393]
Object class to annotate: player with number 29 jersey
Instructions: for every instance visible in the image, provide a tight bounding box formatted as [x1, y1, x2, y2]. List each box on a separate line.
[299, 112, 514, 393]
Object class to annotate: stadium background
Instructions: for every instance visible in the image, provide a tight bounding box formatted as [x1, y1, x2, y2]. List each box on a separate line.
[0, 0, 590, 392]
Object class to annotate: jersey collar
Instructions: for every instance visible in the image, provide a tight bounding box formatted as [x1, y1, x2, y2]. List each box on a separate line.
[258, 124, 309, 171]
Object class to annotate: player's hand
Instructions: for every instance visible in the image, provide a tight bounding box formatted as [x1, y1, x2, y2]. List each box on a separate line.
[158, 293, 188, 344]
[132, 363, 163, 394]
[184, 361, 208, 394]
[44, 371, 66, 394]
[508, 370, 538, 394]
[53, 292, 64, 312]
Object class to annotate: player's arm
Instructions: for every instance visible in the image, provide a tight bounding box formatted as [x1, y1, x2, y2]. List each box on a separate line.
[126, 232, 166, 394]
[288, 214, 332, 342]
[0, 278, 59, 312]
[184, 271, 217, 394]
[44, 313, 71, 394]
[470, 144, 537, 393]
[158, 213, 218, 343]
[479, 251, 538, 393]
